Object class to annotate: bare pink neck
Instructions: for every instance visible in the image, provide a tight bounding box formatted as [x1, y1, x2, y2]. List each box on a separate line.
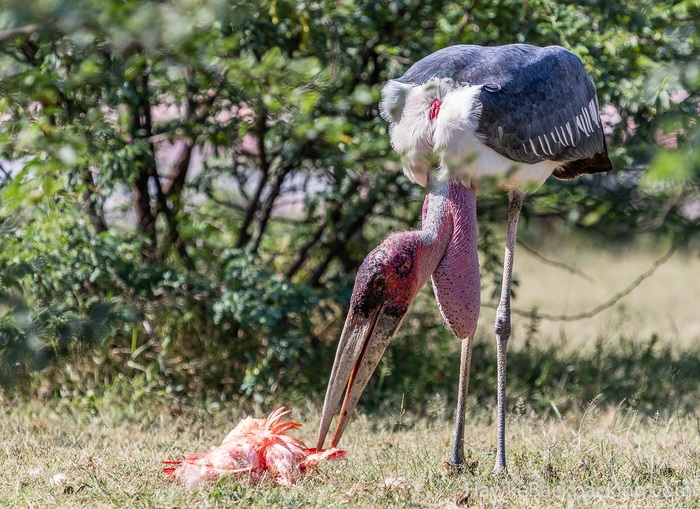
[416, 180, 453, 284]
[422, 180, 481, 339]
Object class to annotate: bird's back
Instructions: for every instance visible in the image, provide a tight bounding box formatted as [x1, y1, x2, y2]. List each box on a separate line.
[380, 44, 612, 189]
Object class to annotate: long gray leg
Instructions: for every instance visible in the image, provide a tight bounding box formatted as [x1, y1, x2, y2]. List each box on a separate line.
[451, 335, 474, 468]
[492, 189, 524, 476]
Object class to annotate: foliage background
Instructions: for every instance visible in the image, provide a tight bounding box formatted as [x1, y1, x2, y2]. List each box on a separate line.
[0, 0, 698, 412]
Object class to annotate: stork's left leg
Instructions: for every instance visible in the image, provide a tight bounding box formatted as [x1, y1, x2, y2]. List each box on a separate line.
[451, 334, 475, 469]
[492, 189, 524, 476]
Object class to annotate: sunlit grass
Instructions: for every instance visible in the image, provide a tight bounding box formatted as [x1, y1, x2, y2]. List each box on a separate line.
[500, 233, 700, 351]
[2, 395, 699, 508]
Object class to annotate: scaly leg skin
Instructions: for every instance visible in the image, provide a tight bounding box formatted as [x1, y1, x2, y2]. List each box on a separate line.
[492, 190, 524, 477]
[451, 335, 474, 470]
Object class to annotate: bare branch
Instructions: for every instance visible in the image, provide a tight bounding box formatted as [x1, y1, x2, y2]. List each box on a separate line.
[0, 162, 11, 182]
[635, 191, 683, 233]
[285, 219, 327, 280]
[0, 24, 41, 43]
[236, 107, 270, 249]
[128, 70, 192, 267]
[449, 0, 479, 46]
[81, 168, 108, 234]
[162, 74, 198, 199]
[309, 194, 379, 287]
[248, 162, 296, 254]
[231, 161, 250, 201]
[204, 189, 307, 225]
[378, 53, 413, 65]
[130, 102, 158, 253]
[485, 242, 680, 322]
[205, 193, 246, 212]
[162, 140, 193, 197]
[287, 177, 363, 281]
[517, 239, 594, 282]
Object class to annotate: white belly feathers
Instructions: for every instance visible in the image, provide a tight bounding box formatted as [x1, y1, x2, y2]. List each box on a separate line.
[380, 78, 559, 191]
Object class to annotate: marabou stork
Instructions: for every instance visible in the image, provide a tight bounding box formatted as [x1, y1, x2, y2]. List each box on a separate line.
[316, 44, 612, 475]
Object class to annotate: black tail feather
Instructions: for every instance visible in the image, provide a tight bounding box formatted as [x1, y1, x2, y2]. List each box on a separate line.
[552, 150, 612, 180]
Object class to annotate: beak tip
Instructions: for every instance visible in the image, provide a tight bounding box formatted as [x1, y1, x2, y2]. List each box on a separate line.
[319, 302, 404, 455]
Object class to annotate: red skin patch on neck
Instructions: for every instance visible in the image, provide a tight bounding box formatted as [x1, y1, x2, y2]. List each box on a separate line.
[429, 99, 442, 120]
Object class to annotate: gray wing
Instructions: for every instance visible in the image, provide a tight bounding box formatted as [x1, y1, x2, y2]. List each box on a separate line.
[398, 44, 612, 178]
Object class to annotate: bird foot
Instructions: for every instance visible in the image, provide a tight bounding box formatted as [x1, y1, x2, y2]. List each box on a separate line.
[490, 464, 508, 477]
[452, 461, 467, 475]
[447, 457, 479, 475]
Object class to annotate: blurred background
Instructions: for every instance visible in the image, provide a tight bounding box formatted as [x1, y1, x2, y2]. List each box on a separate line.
[0, 0, 698, 416]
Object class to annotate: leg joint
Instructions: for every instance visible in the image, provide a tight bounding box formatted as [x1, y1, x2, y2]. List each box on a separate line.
[494, 312, 511, 339]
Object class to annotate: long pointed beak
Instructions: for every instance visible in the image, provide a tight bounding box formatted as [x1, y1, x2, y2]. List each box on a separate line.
[316, 304, 406, 450]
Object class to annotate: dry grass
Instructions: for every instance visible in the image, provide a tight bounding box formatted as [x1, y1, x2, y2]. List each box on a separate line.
[1, 396, 699, 508]
[499, 234, 700, 351]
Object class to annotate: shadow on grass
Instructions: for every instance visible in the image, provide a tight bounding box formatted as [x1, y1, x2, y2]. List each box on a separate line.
[5, 311, 698, 422]
[355, 330, 700, 417]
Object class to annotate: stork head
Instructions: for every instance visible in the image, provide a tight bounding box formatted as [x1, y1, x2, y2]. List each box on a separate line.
[316, 231, 431, 449]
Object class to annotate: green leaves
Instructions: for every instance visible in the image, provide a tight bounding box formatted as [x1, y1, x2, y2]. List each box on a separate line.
[211, 250, 331, 396]
[0, 0, 697, 397]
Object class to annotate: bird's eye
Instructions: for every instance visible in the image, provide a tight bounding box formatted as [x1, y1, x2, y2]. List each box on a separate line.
[397, 258, 412, 275]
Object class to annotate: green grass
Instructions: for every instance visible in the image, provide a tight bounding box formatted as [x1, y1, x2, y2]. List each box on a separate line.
[2, 394, 699, 508]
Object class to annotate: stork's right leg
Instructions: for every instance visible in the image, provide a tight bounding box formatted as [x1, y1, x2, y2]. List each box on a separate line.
[451, 335, 475, 469]
[492, 189, 524, 476]
[431, 182, 481, 471]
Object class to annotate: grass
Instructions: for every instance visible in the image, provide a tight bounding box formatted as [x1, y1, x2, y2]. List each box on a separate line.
[507, 233, 700, 351]
[1, 395, 699, 508]
[2, 238, 699, 508]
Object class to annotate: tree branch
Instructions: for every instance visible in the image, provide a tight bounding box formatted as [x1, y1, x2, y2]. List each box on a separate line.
[130, 76, 158, 256]
[127, 71, 193, 267]
[248, 162, 296, 254]
[309, 195, 377, 287]
[486, 242, 680, 322]
[285, 219, 327, 280]
[449, 0, 479, 46]
[378, 53, 413, 65]
[236, 108, 270, 249]
[517, 239, 594, 282]
[81, 168, 108, 234]
[45, 71, 109, 236]
[635, 191, 684, 233]
[162, 72, 198, 199]
[162, 140, 193, 198]
[0, 24, 41, 43]
[0, 162, 11, 182]
[285, 177, 362, 280]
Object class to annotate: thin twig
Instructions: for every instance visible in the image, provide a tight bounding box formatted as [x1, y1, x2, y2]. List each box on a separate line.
[0, 162, 11, 181]
[485, 242, 679, 322]
[450, 0, 479, 45]
[517, 239, 594, 282]
[0, 24, 41, 43]
[378, 53, 413, 65]
[635, 191, 683, 233]
[205, 191, 306, 225]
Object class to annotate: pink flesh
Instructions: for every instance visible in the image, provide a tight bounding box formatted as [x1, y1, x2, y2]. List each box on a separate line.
[429, 99, 442, 120]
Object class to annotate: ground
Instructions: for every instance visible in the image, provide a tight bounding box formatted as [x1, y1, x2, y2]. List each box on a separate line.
[2, 397, 699, 508]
